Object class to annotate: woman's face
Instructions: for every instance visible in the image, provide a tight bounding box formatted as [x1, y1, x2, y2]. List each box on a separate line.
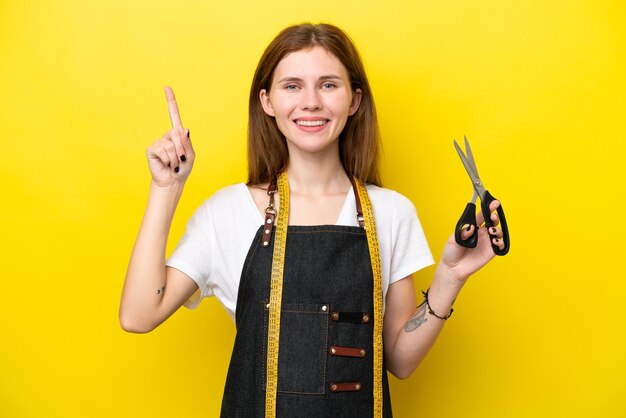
[260, 46, 362, 158]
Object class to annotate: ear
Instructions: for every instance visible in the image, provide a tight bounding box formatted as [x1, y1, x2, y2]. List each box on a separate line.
[259, 89, 275, 117]
[348, 88, 362, 116]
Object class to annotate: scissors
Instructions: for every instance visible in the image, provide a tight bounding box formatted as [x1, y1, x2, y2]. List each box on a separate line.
[454, 136, 510, 256]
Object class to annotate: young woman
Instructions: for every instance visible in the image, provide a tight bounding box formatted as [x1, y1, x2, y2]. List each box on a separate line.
[120, 23, 504, 417]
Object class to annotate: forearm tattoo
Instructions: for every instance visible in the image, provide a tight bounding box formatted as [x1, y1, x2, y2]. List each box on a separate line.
[156, 285, 165, 295]
[404, 303, 428, 332]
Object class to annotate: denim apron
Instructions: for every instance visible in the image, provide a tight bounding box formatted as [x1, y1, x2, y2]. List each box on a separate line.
[220, 181, 392, 417]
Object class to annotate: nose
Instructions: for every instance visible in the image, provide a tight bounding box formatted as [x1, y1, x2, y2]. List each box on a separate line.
[300, 87, 323, 111]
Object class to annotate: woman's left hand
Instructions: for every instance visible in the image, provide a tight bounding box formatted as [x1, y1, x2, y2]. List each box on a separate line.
[440, 200, 505, 285]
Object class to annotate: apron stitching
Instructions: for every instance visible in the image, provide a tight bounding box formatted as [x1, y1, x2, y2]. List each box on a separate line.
[261, 300, 328, 396]
[288, 230, 365, 235]
[280, 309, 329, 314]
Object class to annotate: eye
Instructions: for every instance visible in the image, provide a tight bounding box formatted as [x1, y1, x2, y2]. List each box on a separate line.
[285, 84, 298, 90]
[322, 83, 337, 89]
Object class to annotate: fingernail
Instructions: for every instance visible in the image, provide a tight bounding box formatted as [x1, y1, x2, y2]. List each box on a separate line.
[466, 225, 472, 231]
[490, 227, 496, 234]
[174, 166, 180, 173]
[187, 129, 190, 138]
[180, 154, 187, 162]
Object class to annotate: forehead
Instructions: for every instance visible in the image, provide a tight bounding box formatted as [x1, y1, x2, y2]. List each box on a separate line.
[272, 45, 350, 81]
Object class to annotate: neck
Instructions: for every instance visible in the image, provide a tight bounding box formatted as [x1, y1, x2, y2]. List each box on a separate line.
[286, 147, 350, 195]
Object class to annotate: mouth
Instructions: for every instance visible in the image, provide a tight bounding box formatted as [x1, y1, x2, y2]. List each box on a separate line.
[294, 118, 329, 127]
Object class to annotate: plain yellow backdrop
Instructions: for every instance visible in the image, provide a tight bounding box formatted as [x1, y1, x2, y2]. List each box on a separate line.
[1, 0, 625, 417]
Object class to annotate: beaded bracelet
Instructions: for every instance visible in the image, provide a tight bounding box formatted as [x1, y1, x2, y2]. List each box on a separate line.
[421, 288, 454, 320]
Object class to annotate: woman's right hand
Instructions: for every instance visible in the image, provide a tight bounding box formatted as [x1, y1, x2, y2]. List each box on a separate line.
[146, 86, 195, 188]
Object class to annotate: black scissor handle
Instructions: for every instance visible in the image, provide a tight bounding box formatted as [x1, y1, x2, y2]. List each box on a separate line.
[481, 190, 510, 256]
[455, 202, 478, 248]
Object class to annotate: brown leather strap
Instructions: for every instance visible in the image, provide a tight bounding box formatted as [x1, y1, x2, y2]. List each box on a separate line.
[329, 345, 366, 358]
[330, 382, 362, 392]
[261, 179, 277, 248]
[349, 176, 365, 228]
[331, 311, 370, 324]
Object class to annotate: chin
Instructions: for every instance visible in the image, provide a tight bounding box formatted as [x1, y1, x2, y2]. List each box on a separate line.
[287, 139, 338, 156]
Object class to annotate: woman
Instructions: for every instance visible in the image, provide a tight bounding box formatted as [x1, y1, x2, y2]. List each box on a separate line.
[119, 23, 504, 417]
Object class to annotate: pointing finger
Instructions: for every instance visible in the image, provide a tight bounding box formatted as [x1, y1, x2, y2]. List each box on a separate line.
[164, 86, 183, 129]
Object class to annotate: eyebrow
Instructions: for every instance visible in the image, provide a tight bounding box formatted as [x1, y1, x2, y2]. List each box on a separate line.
[276, 75, 343, 84]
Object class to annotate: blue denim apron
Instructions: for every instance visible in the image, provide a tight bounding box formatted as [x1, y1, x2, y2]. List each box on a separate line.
[220, 185, 392, 417]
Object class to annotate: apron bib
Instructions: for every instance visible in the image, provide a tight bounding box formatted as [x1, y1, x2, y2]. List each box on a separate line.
[220, 174, 392, 417]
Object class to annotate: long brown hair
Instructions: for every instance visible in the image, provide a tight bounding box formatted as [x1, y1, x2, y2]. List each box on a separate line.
[247, 23, 382, 186]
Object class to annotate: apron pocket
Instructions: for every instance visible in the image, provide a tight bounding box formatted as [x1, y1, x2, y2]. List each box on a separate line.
[262, 301, 329, 395]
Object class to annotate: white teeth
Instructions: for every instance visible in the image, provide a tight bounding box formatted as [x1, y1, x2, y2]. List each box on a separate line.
[296, 120, 327, 126]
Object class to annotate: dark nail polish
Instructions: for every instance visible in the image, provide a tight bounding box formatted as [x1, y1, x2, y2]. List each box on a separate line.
[180, 154, 187, 162]
[187, 129, 190, 138]
[466, 225, 472, 231]
[174, 166, 180, 173]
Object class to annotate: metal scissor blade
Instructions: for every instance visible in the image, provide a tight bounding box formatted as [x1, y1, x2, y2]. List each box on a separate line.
[454, 139, 480, 184]
[463, 135, 481, 180]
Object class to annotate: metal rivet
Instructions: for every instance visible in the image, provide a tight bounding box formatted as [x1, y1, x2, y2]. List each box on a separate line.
[263, 241, 269, 246]
[330, 347, 336, 354]
[264, 229, 270, 234]
[266, 219, 272, 224]
[362, 314, 370, 323]
[360, 349, 366, 356]
[266, 303, 270, 309]
[355, 383, 361, 390]
[331, 312, 339, 320]
[321, 305, 327, 311]
[331, 384, 337, 391]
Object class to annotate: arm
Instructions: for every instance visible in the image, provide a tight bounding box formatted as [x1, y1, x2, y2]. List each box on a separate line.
[119, 87, 197, 334]
[383, 201, 505, 379]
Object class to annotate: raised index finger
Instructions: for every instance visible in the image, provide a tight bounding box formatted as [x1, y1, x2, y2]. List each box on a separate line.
[164, 86, 183, 128]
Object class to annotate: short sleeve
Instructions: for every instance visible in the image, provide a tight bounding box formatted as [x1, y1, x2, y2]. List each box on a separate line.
[388, 191, 435, 284]
[166, 200, 214, 309]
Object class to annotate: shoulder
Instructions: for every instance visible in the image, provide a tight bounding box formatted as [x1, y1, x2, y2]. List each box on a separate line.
[362, 183, 433, 288]
[199, 182, 251, 213]
[365, 184, 417, 219]
[207, 182, 249, 204]
[186, 182, 259, 228]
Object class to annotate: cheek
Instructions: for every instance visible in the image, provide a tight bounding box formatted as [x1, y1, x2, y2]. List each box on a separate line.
[269, 102, 293, 136]
[269, 100, 293, 122]
[270, 101, 290, 121]
[329, 93, 354, 114]
[274, 117, 292, 134]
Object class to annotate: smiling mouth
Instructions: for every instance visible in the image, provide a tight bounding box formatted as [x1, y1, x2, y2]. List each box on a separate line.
[295, 119, 329, 127]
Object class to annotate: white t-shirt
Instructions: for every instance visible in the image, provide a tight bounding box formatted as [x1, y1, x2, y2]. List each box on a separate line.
[166, 183, 434, 321]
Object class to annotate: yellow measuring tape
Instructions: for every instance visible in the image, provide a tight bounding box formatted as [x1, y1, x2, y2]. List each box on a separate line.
[354, 178, 384, 418]
[265, 171, 290, 417]
[264, 172, 383, 417]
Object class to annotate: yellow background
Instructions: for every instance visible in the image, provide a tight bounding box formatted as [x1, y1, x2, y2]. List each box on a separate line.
[1, 0, 624, 417]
